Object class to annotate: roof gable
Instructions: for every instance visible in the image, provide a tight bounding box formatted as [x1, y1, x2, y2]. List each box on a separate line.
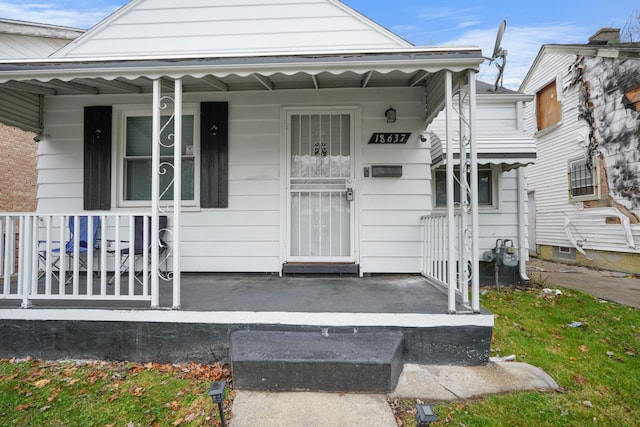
[0, 19, 83, 59]
[53, 0, 412, 59]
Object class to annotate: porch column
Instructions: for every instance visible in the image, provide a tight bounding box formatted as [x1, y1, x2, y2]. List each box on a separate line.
[172, 79, 182, 309]
[458, 82, 469, 306]
[151, 79, 161, 308]
[468, 71, 480, 313]
[444, 70, 456, 313]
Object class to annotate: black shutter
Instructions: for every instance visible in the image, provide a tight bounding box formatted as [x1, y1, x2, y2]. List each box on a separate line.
[83, 106, 112, 210]
[200, 102, 228, 208]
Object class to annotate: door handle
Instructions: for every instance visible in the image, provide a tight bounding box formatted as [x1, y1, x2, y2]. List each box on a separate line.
[346, 187, 354, 201]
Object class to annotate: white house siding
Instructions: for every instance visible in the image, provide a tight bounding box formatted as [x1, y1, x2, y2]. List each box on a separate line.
[523, 51, 640, 260]
[0, 33, 71, 58]
[54, 0, 409, 58]
[522, 53, 586, 249]
[37, 86, 428, 273]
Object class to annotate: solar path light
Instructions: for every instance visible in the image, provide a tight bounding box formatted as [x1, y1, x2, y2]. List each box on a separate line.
[208, 380, 227, 427]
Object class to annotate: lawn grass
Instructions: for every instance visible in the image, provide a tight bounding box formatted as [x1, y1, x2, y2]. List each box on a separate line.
[394, 284, 640, 426]
[0, 359, 232, 426]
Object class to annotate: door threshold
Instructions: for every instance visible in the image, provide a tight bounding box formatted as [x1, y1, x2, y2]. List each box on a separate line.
[282, 263, 359, 275]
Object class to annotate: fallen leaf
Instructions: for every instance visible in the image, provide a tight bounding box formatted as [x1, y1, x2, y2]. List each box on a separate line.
[15, 403, 34, 411]
[129, 385, 144, 397]
[579, 345, 589, 353]
[573, 375, 586, 384]
[569, 356, 577, 361]
[33, 379, 51, 388]
[583, 401, 593, 408]
[184, 413, 196, 422]
[606, 351, 615, 357]
[40, 405, 52, 412]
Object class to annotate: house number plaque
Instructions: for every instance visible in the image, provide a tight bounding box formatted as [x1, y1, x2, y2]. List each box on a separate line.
[368, 132, 411, 144]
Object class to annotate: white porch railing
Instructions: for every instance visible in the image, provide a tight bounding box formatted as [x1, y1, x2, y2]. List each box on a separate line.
[0, 213, 172, 309]
[422, 213, 478, 312]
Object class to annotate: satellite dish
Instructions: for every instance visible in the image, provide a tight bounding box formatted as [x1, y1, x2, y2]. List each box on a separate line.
[484, 20, 508, 91]
[492, 20, 507, 60]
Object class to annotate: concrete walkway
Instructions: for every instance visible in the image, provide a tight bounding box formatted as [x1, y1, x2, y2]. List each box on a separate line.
[230, 362, 559, 426]
[527, 258, 640, 309]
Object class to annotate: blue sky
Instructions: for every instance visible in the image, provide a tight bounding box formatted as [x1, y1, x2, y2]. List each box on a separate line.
[0, 0, 637, 88]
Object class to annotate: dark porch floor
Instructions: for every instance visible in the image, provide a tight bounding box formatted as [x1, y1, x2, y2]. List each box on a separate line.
[1, 273, 479, 314]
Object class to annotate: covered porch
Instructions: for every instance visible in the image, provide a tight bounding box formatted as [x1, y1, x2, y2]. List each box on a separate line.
[0, 273, 492, 368]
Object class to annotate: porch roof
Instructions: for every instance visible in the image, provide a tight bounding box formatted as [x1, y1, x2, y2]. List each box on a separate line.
[0, 48, 482, 88]
[429, 129, 537, 170]
[0, 47, 483, 133]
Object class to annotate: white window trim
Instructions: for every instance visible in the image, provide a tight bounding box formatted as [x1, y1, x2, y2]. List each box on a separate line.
[568, 156, 600, 203]
[114, 103, 201, 208]
[432, 164, 499, 211]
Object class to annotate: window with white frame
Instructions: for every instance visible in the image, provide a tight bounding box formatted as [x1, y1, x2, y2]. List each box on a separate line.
[435, 166, 495, 207]
[120, 110, 198, 205]
[568, 157, 598, 201]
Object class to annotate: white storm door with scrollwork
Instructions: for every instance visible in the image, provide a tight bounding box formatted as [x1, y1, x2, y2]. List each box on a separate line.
[287, 111, 355, 261]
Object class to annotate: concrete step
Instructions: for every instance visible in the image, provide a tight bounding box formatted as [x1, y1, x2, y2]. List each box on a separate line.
[230, 330, 404, 393]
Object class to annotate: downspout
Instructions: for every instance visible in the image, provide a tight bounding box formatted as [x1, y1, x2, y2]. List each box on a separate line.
[516, 167, 529, 282]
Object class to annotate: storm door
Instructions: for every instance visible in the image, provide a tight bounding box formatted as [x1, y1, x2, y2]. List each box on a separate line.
[288, 111, 355, 261]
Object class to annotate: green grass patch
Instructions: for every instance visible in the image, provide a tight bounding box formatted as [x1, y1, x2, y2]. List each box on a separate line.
[0, 359, 232, 426]
[393, 285, 640, 426]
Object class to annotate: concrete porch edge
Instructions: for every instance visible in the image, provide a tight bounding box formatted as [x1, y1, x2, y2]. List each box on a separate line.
[0, 308, 494, 327]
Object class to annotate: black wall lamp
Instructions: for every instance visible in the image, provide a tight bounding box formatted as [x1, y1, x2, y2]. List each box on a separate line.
[385, 106, 397, 123]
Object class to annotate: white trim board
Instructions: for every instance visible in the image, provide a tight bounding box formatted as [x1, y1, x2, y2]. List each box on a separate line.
[0, 309, 494, 328]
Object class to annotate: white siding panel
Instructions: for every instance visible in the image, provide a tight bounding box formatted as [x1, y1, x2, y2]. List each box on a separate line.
[55, 0, 409, 58]
[361, 210, 423, 226]
[181, 226, 279, 242]
[361, 226, 422, 241]
[227, 195, 280, 211]
[181, 257, 280, 272]
[182, 241, 279, 257]
[361, 195, 429, 211]
[360, 180, 428, 195]
[360, 257, 422, 273]
[0, 33, 71, 59]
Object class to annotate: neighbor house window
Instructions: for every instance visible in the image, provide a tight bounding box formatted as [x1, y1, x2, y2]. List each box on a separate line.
[120, 112, 198, 205]
[536, 80, 561, 131]
[568, 157, 598, 201]
[435, 167, 494, 207]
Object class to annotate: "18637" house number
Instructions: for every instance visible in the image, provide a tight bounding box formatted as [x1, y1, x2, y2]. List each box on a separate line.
[368, 132, 411, 144]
